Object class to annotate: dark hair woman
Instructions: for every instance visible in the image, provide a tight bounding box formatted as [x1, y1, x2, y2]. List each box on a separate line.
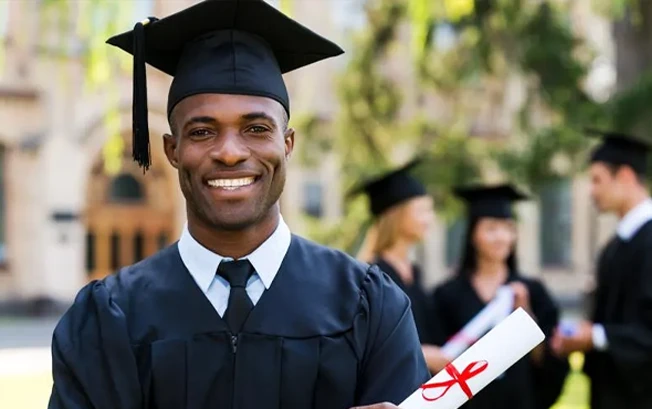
[431, 184, 569, 409]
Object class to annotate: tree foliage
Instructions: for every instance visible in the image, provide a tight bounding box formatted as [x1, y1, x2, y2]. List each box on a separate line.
[304, 0, 652, 252]
[39, 0, 136, 174]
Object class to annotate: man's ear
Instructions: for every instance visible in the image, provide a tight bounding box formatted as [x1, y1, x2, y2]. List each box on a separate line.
[616, 165, 638, 185]
[163, 133, 179, 169]
[284, 128, 295, 160]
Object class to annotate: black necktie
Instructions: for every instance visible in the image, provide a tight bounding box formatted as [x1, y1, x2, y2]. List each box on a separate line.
[217, 259, 255, 333]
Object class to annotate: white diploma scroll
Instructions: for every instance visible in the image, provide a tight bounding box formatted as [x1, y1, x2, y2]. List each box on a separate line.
[441, 286, 514, 359]
[400, 308, 545, 409]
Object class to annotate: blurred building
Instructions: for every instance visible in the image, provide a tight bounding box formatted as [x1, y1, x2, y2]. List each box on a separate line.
[0, 0, 619, 311]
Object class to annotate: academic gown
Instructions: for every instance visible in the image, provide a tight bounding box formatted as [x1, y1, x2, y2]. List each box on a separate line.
[431, 273, 569, 409]
[374, 258, 435, 344]
[584, 220, 652, 409]
[48, 236, 430, 409]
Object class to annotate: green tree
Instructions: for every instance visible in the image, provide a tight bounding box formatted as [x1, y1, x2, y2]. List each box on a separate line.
[40, 0, 136, 174]
[303, 0, 617, 252]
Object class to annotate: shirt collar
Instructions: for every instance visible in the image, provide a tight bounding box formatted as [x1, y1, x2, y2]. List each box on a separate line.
[617, 198, 652, 241]
[178, 215, 292, 292]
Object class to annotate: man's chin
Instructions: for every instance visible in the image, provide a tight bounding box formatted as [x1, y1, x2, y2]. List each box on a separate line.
[209, 217, 259, 232]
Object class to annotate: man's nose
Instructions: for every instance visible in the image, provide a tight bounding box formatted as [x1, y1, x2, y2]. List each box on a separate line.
[209, 132, 250, 166]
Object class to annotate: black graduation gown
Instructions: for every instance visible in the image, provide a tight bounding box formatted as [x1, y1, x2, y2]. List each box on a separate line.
[584, 220, 652, 409]
[48, 235, 430, 409]
[374, 258, 435, 344]
[431, 274, 569, 409]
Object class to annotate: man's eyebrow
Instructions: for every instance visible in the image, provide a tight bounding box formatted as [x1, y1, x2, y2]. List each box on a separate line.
[183, 116, 218, 128]
[241, 112, 279, 126]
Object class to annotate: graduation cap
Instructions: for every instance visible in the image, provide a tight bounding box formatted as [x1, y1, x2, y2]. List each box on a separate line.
[454, 183, 529, 219]
[585, 128, 652, 175]
[106, 0, 344, 171]
[348, 158, 428, 217]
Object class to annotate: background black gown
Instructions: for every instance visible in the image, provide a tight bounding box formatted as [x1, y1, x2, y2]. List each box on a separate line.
[431, 273, 569, 409]
[374, 257, 435, 344]
[584, 220, 652, 409]
[48, 236, 430, 409]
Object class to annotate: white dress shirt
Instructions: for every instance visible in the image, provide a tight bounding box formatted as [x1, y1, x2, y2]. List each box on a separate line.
[616, 198, 652, 241]
[593, 198, 652, 351]
[178, 216, 292, 317]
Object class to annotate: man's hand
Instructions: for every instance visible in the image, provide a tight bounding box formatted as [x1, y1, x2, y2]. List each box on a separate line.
[551, 320, 594, 356]
[350, 403, 399, 409]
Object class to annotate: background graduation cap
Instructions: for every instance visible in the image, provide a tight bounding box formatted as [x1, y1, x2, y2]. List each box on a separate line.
[106, 0, 344, 171]
[585, 128, 652, 175]
[454, 183, 529, 219]
[348, 157, 428, 217]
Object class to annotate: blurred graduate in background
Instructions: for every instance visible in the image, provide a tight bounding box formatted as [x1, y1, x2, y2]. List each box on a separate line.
[351, 157, 450, 373]
[431, 184, 569, 409]
[552, 129, 652, 409]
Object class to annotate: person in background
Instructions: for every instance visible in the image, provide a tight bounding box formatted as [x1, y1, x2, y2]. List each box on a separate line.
[47, 1, 429, 408]
[432, 184, 569, 409]
[552, 129, 652, 409]
[352, 158, 450, 374]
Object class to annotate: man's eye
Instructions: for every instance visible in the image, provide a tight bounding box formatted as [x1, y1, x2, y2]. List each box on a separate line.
[189, 129, 211, 137]
[248, 125, 269, 133]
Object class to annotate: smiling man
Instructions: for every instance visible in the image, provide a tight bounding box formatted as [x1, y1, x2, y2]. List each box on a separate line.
[47, 1, 429, 409]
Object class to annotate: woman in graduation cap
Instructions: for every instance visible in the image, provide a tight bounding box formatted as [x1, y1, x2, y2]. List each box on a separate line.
[47, 2, 429, 409]
[431, 184, 569, 409]
[352, 158, 451, 374]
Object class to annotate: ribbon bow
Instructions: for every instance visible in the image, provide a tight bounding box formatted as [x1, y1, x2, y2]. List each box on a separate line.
[420, 360, 488, 402]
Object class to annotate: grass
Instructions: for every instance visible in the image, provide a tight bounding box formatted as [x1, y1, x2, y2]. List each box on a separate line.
[0, 372, 52, 409]
[550, 352, 590, 409]
[0, 352, 590, 409]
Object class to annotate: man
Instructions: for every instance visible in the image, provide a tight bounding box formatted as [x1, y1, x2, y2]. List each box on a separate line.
[47, 1, 429, 409]
[552, 129, 652, 409]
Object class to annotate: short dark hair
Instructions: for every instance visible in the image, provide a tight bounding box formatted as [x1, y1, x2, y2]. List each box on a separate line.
[602, 162, 646, 185]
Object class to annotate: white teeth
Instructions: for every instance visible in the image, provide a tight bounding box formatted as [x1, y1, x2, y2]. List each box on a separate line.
[207, 177, 255, 190]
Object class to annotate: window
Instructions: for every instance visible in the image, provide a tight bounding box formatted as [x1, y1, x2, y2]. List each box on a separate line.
[109, 174, 144, 203]
[86, 231, 96, 274]
[0, 145, 6, 264]
[110, 231, 120, 270]
[539, 179, 572, 268]
[133, 230, 144, 263]
[445, 218, 467, 267]
[158, 232, 169, 250]
[0, 1, 8, 38]
[302, 181, 324, 218]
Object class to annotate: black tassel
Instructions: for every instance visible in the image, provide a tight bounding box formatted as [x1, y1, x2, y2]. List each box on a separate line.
[132, 17, 158, 172]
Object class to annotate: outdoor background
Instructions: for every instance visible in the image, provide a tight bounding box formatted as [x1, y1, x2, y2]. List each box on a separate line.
[2, 0, 652, 408]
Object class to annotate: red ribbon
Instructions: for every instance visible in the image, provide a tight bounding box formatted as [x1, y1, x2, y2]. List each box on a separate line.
[420, 360, 489, 402]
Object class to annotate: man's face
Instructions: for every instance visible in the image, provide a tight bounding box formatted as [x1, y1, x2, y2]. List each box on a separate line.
[589, 162, 624, 213]
[164, 94, 294, 231]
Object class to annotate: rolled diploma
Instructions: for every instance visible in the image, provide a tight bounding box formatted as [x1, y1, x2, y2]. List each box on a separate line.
[400, 308, 544, 409]
[441, 286, 514, 359]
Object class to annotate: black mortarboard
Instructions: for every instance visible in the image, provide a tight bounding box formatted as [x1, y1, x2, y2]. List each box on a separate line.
[106, 0, 344, 171]
[585, 128, 652, 175]
[348, 158, 428, 217]
[454, 183, 529, 219]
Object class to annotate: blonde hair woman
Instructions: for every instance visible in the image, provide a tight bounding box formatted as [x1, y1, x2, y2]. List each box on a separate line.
[351, 158, 449, 373]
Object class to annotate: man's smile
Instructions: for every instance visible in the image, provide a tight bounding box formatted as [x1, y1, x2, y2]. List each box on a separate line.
[206, 176, 256, 190]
